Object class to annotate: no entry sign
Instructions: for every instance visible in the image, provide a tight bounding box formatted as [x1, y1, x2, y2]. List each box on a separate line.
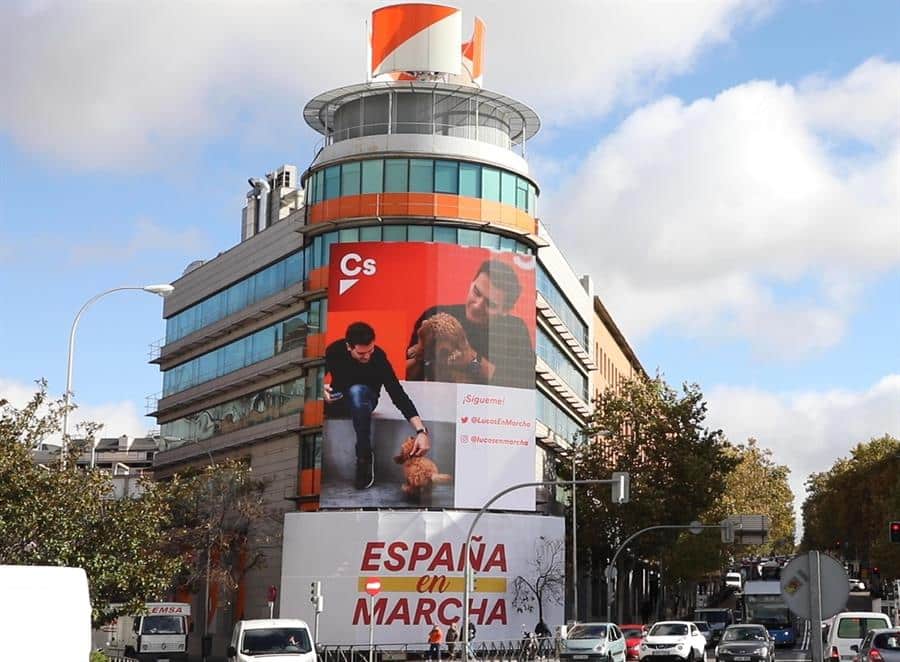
[365, 578, 382, 596]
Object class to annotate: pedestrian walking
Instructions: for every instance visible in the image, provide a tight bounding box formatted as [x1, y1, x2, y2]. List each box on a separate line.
[446, 622, 459, 659]
[428, 624, 444, 661]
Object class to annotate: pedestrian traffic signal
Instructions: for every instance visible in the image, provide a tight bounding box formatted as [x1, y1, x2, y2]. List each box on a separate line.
[890, 521, 900, 543]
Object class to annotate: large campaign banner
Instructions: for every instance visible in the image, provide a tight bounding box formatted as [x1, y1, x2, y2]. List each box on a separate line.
[280, 511, 565, 644]
[321, 242, 537, 511]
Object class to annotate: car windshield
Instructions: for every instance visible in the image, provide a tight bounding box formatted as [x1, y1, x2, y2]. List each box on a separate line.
[623, 629, 644, 638]
[696, 611, 730, 624]
[569, 625, 608, 639]
[722, 628, 766, 642]
[242, 628, 312, 654]
[837, 619, 890, 639]
[695, 623, 710, 632]
[141, 615, 184, 635]
[651, 624, 688, 637]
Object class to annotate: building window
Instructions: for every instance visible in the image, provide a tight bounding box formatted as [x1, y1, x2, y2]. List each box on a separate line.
[409, 159, 434, 193]
[384, 159, 409, 192]
[459, 162, 481, 198]
[482, 167, 501, 202]
[324, 166, 341, 200]
[434, 160, 459, 194]
[341, 162, 361, 196]
[500, 171, 516, 206]
[163, 312, 309, 397]
[361, 160, 384, 194]
[160, 377, 305, 443]
[165, 251, 304, 344]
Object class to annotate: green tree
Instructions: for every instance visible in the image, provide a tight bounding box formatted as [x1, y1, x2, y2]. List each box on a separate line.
[0, 382, 184, 624]
[162, 457, 281, 613]
[667, 440, 796, 583]
[566, 374, 737, 587]
[802, 435, 900, 577]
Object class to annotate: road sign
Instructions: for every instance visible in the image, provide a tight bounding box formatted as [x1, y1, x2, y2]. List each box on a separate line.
[689, 520, 703, 535]
[365, 578, 382, 596]
[781, 552, 849, 620]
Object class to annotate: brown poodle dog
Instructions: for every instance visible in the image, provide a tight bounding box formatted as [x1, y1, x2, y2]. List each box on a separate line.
[393, 436, 452, 499]
[417, 312, 477, 383]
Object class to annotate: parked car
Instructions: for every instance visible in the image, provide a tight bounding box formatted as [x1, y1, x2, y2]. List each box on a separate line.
[853, 628, 900, 662]
[825, 612, 892, 662]
[227, 619, 315, 662]
[639, 621, 708, 662]
[714, 624, 775, 662]
[561, 622, 628, 662]
[621, 624, 648, 660]
[695, 622, 714, 648]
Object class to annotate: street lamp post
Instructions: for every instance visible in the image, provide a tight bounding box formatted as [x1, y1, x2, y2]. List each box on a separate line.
[61, 284, 174, 468]
[462, 475, 627, 655]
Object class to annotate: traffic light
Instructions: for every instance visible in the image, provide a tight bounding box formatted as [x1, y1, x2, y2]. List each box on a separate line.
[310, 580, 321, 604]
[890, 521, 900, 543]
[467, 571, 478, 592]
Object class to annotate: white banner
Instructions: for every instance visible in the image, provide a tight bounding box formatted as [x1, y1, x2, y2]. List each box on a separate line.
[280, 511, 565, 645]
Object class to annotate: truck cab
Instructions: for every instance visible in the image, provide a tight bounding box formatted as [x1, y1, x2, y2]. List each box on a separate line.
[95, 602, 192, 662]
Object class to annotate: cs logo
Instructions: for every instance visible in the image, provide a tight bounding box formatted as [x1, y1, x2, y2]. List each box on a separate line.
[339, 252, 376, 294]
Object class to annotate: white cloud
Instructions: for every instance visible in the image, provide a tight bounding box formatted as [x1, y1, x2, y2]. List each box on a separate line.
[707, 374, 900, 534]
[0, 376, 149, 447]
[68, 218, 208, 265]
[548, 58, 900, 356]
[0, 0, 769, 168]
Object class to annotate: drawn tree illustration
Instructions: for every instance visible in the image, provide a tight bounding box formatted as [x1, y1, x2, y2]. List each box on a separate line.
[511, 536, 565, 629]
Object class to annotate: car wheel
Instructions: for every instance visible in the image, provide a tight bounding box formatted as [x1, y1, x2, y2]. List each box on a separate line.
[686, 649, 694, 662]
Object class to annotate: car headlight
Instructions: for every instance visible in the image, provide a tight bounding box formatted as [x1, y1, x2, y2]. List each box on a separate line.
[595, 644, 607, 652]
[676, 644, 684, 650]
[754, 648, 768, 656]
[641, 643, 648, 649]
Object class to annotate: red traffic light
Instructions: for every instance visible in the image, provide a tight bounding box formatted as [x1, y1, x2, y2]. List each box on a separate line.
[891, 521, 900, 543]
[267, 585, 277, 602]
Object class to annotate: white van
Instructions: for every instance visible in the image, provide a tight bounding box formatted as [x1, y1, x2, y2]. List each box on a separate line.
[724, 572, 743, 591]
[228, 619, 316, 662]
[0, 565, 91, 662]
[825, 611, 892, 662]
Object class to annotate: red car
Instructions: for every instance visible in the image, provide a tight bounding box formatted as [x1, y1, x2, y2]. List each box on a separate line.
[621, 624, 648, 660]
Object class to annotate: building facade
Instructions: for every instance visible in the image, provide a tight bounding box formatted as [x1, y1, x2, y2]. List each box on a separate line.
[150, 3, 641, 652]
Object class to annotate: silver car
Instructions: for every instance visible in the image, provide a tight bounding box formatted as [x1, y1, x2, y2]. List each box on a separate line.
[853, 628, 900, 662]
[714, 624, 775, 662]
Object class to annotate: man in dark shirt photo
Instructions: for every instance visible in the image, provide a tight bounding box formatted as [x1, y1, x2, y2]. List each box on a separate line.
[406, 259, 535, 389]
[325, 321, 431, 489]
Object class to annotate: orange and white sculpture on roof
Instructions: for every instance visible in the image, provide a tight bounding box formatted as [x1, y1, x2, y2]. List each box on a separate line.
[368, 3, 485, 87]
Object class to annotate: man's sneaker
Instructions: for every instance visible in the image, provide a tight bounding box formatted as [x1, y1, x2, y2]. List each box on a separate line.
[355, 452, 375, 489]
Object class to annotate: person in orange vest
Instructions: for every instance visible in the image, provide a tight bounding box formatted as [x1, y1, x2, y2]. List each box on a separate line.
[428, 624, 444, 661]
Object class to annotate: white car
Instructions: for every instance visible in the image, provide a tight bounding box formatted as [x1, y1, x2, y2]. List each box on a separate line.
[824, 612, 891, 662]
[639, 621, 708, 662]
[561, 622, 628, 662]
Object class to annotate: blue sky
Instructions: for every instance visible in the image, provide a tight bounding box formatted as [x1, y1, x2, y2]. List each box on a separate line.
[1, 0, 898, 516]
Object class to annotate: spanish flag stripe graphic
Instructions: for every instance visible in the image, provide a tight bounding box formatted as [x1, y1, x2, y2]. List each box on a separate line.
[356, 576, 507, 593]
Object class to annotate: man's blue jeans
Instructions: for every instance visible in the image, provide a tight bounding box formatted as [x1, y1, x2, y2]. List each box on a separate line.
[332, 384, 379, 461]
